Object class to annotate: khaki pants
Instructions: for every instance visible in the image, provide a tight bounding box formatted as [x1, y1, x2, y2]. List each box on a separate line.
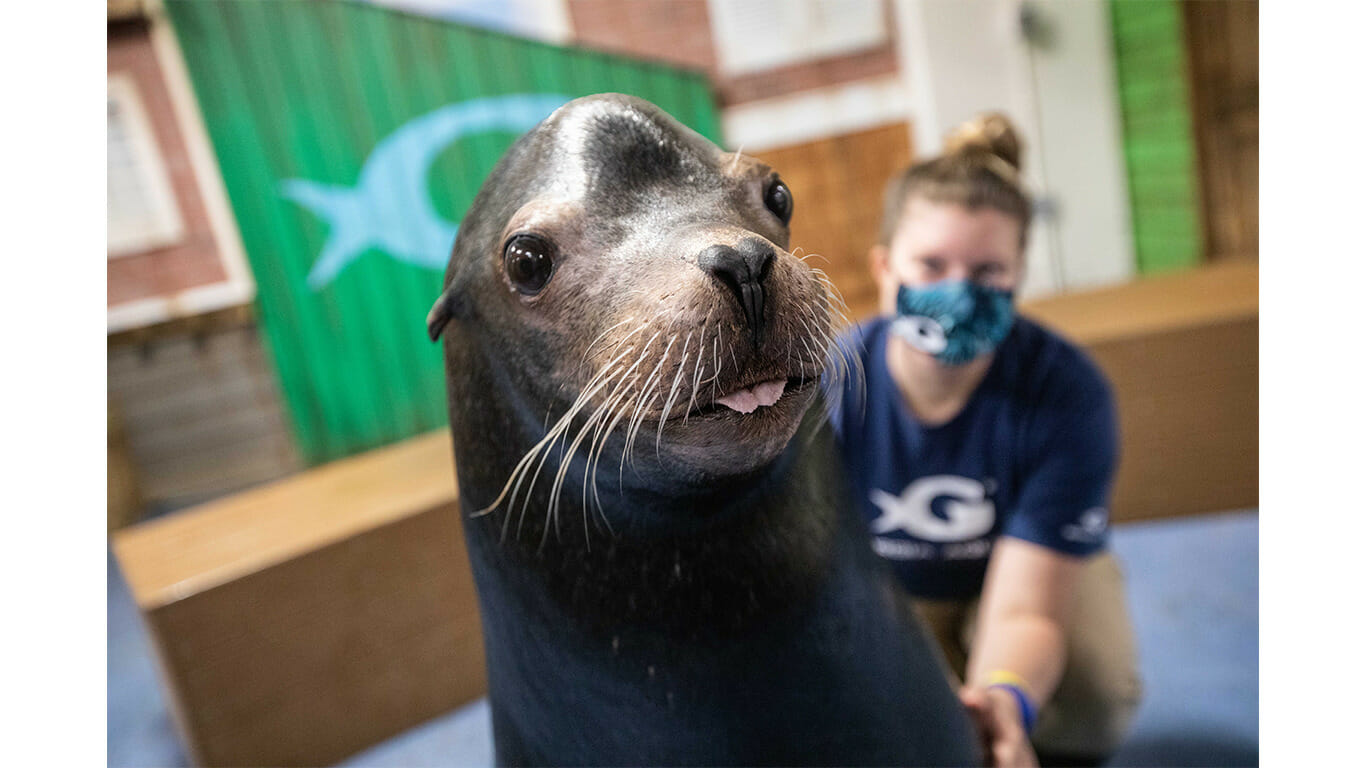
[910, 552, 1143, 758]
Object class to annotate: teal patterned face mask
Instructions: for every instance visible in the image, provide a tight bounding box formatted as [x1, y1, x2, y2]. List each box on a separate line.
[892, 280, 1015, 366]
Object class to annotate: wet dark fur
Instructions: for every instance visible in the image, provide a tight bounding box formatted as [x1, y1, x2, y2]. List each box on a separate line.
[431, 94, 980, 767]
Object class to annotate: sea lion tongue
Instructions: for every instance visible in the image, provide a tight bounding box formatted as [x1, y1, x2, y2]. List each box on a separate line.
[715, 379, 787, 414]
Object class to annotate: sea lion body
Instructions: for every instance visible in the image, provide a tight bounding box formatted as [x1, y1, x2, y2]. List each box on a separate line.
[429, 94, 979, 766]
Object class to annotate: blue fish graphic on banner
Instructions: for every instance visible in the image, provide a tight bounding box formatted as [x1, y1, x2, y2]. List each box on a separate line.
[281, 93, 570, 289]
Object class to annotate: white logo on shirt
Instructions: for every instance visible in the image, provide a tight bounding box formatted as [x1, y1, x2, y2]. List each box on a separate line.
[869, 476, 995, 542]
[1061, 506, 1108, 543]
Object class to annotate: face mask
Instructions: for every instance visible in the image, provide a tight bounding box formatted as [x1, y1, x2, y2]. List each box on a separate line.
[892, 280, 1015, 366]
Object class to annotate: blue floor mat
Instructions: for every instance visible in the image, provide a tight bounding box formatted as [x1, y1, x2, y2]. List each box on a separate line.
[107, 552, 190, 767]
[1104, 511, 1259, 767]
[109, 511, 1258, 767]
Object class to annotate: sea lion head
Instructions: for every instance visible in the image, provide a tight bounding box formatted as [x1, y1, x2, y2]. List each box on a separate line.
[429, 93, 847, 521]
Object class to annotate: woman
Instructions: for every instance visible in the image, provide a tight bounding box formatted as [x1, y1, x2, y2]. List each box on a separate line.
[828, 114, 1143, 767]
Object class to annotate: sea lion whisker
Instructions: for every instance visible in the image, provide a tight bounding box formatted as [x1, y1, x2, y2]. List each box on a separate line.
[808, 315, 840, 390]
[482, 345, 638, 532]
[710, 336, 720, 401]
[811, 293, 865, 426]
[508, 371, 620, 535]
[580, 350, 653, 531]
[820, 286, 864, 392]
[795, 317, 821, 381]
[522, 365, 625, 544]
[586, 387, 636, 532]
[598, 321, 650, 368]
[581, 317, 637, 366]
[607, 328, 663, 476]
[799, 309, 831, 364]
[622, 387, 661, 481]
[786, 329, 795, 380]
[555, 386, 632, 538]
[656, 335, 693, 452]
[656, 349, 690, 454]
[810, 268, 852, 321]
[561, 384, 634, 537]
[683, 324, 709, 426]
[546, 379, 630, 551]
[624, 377, 661, 475]
[503, 373, 608, 542]
[681, 311, 714, 421]
[622, 334, 675, 471]
[801, 307, 840, 382]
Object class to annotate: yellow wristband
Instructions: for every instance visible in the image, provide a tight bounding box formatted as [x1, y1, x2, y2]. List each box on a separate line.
[985, 670, 1037, 733]
[985, 670, 1033, 698]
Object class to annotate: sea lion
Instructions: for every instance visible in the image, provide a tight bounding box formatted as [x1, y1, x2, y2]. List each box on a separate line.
[427, 93, 980, 767]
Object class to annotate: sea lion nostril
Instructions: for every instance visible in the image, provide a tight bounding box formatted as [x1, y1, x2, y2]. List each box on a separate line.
[736, 237, 775, 282]
[698, 242, 770, 346]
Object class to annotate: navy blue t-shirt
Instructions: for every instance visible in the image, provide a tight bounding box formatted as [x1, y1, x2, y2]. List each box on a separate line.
[828, 314, 1118, 600]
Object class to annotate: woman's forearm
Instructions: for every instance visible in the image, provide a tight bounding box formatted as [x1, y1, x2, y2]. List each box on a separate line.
[965, 609, 1067, 708]
[965, 537, 1086, 711]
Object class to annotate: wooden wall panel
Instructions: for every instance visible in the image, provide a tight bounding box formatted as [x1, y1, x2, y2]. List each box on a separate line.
[109, 397, 144, 531]
[1184, 0, 1259, 262]
[1022, 262, 1258, 521]
[107, 321, 302, 513]
[756, 122, 913, 325]
[1088, 318, 1258, 520]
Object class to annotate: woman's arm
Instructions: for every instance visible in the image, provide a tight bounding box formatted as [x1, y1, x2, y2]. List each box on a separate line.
[960, 536, 1086, 767]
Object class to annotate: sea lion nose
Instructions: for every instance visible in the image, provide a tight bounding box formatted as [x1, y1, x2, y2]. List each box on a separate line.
[698, 238, 774, 348]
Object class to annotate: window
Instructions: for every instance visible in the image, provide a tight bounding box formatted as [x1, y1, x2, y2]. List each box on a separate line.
[108, 73, 184, 257]
[707, 0, 888, 76]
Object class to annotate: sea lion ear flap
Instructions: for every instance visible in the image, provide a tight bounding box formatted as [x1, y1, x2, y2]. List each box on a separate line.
[427, 288, 459, 341]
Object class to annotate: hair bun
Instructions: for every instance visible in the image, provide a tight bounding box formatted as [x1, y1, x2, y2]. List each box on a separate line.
[944, 113, 1023, 171]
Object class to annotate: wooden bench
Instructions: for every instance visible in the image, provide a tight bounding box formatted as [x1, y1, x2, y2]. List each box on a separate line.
[111, 432, 481, 767]
[1023, 261, 1258, 521]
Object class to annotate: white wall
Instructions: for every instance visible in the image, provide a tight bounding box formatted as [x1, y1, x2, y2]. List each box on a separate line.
[1024, 0, 1135, 293]
[893, 0, 1134, 299]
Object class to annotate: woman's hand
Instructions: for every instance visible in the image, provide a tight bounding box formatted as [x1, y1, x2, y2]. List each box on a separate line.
[960, 685, 1039, 768]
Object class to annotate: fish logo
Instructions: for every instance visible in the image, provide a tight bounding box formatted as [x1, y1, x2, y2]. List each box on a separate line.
[281, 93, 571, 289]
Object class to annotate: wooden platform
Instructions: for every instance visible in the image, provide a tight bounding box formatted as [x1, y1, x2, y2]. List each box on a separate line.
[111, 432, 483, 767]
[1022, 261, 1258, 521]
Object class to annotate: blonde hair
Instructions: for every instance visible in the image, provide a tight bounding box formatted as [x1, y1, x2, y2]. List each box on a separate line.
[879, 113, 1032, 247]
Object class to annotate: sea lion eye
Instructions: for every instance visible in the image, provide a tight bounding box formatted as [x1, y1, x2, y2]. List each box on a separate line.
[764, 178, 793, 225]
[503, 234, 556, 295]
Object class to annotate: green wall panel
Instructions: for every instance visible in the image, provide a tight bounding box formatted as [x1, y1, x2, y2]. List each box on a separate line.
[1109, 0, 1203, 275]
[165, 0, 721, 464]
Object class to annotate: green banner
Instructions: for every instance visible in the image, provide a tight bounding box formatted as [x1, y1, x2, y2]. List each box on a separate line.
[166, 0, 720, 463]
[1109, 0, 1203, 274]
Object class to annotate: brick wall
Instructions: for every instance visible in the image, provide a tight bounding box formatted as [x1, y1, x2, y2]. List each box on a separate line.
[567, 0, 717, 73]
[566, 0, 899, 106]
[107, 21, 229, 308]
